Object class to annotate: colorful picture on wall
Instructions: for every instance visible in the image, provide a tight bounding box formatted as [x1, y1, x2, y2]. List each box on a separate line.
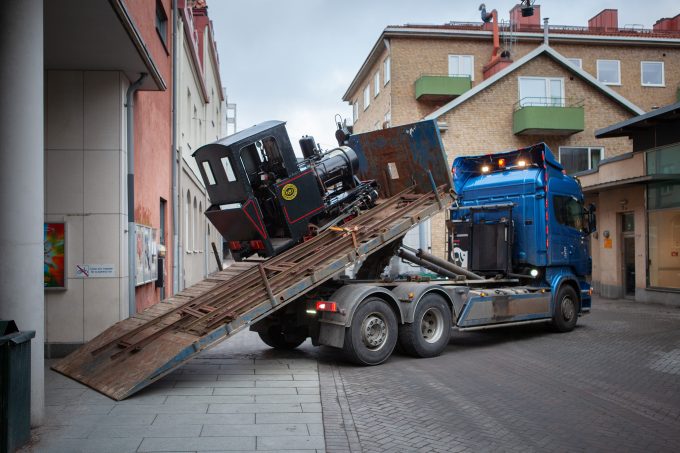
[135, 224, 158, 286]
[44, 222, 66, 289]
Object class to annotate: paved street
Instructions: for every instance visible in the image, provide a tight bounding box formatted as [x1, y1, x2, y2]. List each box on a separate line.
[24, 297, 680, 452]
[321, 298, 680, 452]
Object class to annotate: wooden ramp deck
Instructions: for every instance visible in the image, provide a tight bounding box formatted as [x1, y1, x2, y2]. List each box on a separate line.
[52, 188, 450, 400]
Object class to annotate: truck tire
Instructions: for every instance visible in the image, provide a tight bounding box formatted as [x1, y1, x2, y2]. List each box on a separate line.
[398, 293, 452, 358]
[343, 297, 397, 365]
[551, 285, 579, 332]
[258, 326, 307, 350]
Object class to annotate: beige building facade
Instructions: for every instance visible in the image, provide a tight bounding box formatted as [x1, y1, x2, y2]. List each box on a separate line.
[176, 1, 225, 289]
[344, 5, 680, 303]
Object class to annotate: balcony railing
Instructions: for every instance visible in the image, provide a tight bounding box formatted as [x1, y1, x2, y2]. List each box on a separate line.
[513, 97, 585, 136]
[415, 74, 472, 102]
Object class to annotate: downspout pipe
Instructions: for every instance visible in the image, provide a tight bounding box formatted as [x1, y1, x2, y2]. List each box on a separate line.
[171, 0, 179, 294]
[126, 73, 147, 316]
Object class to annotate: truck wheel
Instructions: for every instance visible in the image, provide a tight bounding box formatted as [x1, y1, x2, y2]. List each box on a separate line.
[551, 285, 579, 332]
[258, 326, 306, 350]
[398, 294, 452, 358]
[343, 297, 397, 365]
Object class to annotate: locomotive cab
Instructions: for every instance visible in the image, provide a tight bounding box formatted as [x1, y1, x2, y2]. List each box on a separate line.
[193, 120, 377, 260]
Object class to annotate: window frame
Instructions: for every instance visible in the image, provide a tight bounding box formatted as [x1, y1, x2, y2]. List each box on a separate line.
[517, 76, 565, 107]
[353, 101, 359, 123]
[557, 146, 604, 174]
[155, 0, 168, 50]
[363, 84, 370, 111]
[567, 58, 582, 68]
[596, 59, 621, 86]
[374, 72, 380, 98]
[640, 61, 665, 87]
[383, 56, 391, 86]
[448, 54, 475, 81]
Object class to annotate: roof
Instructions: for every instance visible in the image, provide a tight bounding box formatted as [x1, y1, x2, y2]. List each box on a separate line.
[595, 101, 680, 138]
[342, 24, 680, 102]
[424, 44, 645, 120]
[192, 120, 285, 155]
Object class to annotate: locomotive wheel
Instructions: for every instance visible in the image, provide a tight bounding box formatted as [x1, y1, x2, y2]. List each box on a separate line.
[343, 297, 397, 365]
[398, 294, 451, 358]
[258, 326, 307, 350]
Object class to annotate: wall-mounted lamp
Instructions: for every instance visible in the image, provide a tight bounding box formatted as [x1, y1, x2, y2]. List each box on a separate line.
[603, 230, 610, 239]
[619, 199, 628, 210]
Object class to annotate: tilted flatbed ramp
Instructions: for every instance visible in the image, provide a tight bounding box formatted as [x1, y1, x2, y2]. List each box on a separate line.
[53, 120, 453, 400]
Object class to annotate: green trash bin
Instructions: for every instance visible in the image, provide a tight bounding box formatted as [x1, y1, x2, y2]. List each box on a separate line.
[0, 320, 35, 453]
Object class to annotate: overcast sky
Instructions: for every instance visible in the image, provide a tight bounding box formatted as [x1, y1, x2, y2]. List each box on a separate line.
[207, 0, 678, 150]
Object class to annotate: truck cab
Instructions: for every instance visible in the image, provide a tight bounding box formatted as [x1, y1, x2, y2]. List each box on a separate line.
[450, 143, 594, 312]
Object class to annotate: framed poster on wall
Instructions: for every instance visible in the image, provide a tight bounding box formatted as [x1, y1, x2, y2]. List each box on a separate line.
[44, 222, 66, 289]
[135, 224, 158, 286]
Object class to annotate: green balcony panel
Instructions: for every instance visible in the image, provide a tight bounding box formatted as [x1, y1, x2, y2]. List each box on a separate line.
[415, 76, 471, 102]
[513, 106, 585, 136]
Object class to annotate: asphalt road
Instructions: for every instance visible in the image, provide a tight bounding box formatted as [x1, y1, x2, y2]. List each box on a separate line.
[318, 297, 680, 452]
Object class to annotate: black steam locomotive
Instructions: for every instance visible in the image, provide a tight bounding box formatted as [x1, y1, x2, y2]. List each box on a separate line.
[193, 121, 378, 260]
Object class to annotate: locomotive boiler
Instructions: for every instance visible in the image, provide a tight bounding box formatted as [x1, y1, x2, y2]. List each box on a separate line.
[193, 120, 378, 260]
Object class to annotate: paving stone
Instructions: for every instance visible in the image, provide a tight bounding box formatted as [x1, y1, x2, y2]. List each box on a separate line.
[256, 413, 323, 424]
[201, 423, 309, 437]
[208, 403, 302, 413]
[22, 437, 143, 453]
[109, 403, 209, 415]
[256, 435, 325, 450]
[153, 413, 255, 426]
[165, 395, 254, 404]
[87, 423, 202, 438]
[217, 374, 294, 381]
[138, 436, 255, 452]
[213, 387, 297, 396]
[254, 394, 320, 404]
[255, 380, 318, 388]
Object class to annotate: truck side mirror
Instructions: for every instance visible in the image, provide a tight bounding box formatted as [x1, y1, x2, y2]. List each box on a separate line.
[586, 203, 597, 234]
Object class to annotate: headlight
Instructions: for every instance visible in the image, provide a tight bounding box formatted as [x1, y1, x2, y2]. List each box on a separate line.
[530, 269, 539, 278]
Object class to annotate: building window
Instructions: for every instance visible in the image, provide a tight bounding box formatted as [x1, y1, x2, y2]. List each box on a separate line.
[518, 77, 564, 107]
[353, 101, 359, 123]
[597, 59, 620, 85]
[160, 198, 166, 245]
[384, 111, 391, 128]
[567, 58, 582, 68]
[647, 143, 680, 175]
[193, 197, 198, 251]
[641, 61, 664, 87]
[558, 146, 603, 174]
[448, 55, 474, 81]
[384, 57, 391, 85]
[363, 85, 370, 110]
[374, 72, 380, 97]
[648, 181, 680, 289]
[185, 190, 191, 252]
[155, 0, 168, 48]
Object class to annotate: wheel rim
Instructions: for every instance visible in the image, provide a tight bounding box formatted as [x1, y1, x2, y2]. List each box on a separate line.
[361, 312, 388, 350]
[421, 308, 445, 343]
[561, 296, 576, 322]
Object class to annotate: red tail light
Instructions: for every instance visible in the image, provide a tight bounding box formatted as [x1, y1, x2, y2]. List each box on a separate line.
[228, 241, 241, 251]
[316, 301, 338, 312]
[249, 240, 265, 250]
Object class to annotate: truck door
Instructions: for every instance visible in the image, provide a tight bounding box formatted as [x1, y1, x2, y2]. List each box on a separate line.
[550, 192, 590, 276]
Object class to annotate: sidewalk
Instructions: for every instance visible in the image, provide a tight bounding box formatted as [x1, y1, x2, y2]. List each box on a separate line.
[23, 331, 325, 453]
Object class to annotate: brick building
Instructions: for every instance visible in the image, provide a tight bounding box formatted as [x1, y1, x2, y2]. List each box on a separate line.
[343, 5, 680, 303]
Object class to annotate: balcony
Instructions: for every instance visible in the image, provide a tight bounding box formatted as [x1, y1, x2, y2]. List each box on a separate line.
[415, 75, 471, 102]
[513, 98, 585, 136]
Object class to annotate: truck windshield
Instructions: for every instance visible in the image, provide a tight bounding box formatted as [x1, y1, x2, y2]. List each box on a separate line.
[554, 195, 584, 230]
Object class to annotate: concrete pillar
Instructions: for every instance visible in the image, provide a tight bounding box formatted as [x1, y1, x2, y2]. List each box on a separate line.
[0, 0, 45, 426]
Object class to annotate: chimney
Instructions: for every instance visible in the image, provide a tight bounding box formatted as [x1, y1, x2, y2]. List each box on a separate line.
[543, 17, 549, 45]
[654, 13, 680, 32]
[509, 4, 541, 30]
[588, 9, 618, 32]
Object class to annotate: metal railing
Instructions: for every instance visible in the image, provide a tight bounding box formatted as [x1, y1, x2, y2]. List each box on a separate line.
[514, 97, 584, 110]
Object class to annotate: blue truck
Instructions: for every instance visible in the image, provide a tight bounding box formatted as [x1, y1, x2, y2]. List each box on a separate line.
[248, 129, 596, 366]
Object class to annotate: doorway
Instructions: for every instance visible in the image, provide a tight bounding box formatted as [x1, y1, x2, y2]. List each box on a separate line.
[621, 212, 635, 298]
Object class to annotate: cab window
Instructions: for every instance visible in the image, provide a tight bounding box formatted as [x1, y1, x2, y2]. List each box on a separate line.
[554, 195, 584, 230]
